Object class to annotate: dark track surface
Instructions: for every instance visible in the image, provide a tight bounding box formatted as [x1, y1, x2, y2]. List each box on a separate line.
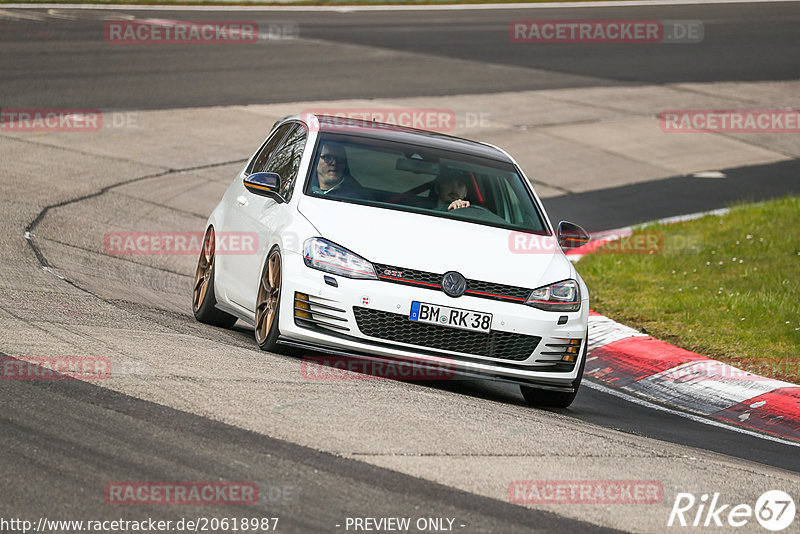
[543, 159, 800, 231]
[1, 3, 799, 109]
[436, 377, 800, 474]
[0, 355, 617, 533]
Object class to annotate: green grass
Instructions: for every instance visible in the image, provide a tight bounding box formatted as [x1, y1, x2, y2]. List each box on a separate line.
[577, 195, 800, 384]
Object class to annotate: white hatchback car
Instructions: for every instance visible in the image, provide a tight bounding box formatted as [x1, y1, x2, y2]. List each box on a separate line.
[193, 114, 591, 407]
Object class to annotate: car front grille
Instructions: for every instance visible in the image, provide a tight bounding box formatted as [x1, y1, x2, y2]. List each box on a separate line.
[465, 279, 530, 302]
[372, 263, 531, 303]
[353, 307, 541, 361]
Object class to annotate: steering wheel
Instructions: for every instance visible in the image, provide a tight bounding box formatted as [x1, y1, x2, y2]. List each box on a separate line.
[448, 204, 489, 213]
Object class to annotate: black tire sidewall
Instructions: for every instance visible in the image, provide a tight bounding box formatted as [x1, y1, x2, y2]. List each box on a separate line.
[257, 247, 282, 352]
[193, 229, 237, 328]
[570, 329, 589, 392]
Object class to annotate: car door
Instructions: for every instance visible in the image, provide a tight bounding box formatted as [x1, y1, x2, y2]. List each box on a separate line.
[224, 122, 308, 313]
[220, 122, 293, 310]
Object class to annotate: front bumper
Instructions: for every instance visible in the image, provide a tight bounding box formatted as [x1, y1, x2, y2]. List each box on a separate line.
[279, 251, 589, 389]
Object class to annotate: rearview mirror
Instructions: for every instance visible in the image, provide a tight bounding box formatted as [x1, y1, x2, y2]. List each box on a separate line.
[396, 157, 439, 175]
[557, 221, 590, 250]
[243, 172, 286, 203]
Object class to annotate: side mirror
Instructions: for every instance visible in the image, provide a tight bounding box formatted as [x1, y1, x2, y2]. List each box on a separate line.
[243, 172, 286, 203]
[557, 221, 590, 250]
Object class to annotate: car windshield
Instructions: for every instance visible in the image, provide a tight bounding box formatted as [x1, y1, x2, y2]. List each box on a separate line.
[303, 133, 548, 234]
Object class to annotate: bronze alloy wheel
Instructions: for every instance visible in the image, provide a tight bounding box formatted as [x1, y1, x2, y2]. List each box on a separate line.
[255, 248, 282, 348]
[192, 227, 237, 328]
[193, 228, 215, 313]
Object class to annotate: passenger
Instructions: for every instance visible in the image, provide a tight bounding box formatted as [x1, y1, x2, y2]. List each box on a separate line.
[434, 173, 471, 211]
[310, 142, 369, 199]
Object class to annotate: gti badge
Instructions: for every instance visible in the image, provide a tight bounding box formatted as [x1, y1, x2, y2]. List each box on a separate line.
[441, 271, 467, 297]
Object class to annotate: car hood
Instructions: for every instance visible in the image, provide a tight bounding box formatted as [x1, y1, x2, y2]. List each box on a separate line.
[297, 197, 573, 290]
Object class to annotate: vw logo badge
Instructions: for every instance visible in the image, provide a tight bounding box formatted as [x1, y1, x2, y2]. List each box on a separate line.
[441, 271, 467, 297]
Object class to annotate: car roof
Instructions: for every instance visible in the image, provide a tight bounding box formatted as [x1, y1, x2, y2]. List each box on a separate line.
[288, 114, 514, 164]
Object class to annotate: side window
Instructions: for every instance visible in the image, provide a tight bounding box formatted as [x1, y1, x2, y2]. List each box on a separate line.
[266, 123, 308, 201]
[248, 123, 293, 175]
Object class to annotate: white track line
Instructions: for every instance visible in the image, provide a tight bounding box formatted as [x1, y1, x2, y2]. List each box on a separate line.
[4, 0, 800, 12]
[583, 380, 800, 448]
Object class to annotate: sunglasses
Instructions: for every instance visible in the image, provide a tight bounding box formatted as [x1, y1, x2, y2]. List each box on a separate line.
[320, 154, 346, 164]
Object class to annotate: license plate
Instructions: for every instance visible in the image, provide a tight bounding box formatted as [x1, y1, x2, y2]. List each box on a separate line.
[409, 301, 492, 333]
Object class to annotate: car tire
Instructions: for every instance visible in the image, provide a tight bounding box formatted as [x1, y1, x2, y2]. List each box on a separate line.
[255, 247, 283, 352]
[520, 332, 588, 408]
[193, 226, 238, 328]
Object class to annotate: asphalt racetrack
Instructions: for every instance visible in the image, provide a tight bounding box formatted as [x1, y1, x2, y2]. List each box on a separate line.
[2, 2, 799, 533]
[2, 2, 800, 109]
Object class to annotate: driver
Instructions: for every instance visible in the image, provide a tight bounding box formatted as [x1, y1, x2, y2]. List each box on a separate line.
[310, 142, 369, 199]
[434, 173, 471, 211]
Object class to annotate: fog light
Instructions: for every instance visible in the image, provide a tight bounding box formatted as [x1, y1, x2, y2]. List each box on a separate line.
[294, 292, 311, 319]
[561, 339, 582, 362]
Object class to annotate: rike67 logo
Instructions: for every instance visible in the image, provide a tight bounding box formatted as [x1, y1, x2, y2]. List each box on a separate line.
[668, 490, 795, 531]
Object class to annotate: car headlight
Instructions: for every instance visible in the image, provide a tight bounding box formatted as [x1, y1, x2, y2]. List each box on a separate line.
[303, 238, 377, 280]
[525, 279, 581, 312]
